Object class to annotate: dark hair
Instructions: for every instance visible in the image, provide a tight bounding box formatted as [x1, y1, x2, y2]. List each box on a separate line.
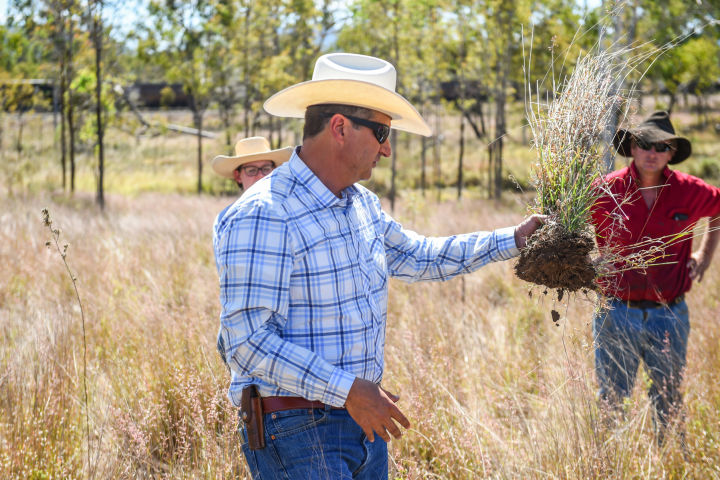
[303, 104, 374, 139]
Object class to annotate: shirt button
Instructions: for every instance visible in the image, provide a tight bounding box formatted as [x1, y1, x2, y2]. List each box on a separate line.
[271, 414, 277, 419]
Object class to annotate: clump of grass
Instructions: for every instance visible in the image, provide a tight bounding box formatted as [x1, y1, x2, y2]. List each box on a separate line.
[524, 46, 631, 233]
[515, 42, 684, 292]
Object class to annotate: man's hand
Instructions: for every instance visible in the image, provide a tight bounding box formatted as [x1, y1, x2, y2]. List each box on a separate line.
[592, 254, 617, 276]
[688, 251, 711, 283]
[688, 217, 720, 283]
[514, 214, 548, 249]
[344, 378, 410, 442]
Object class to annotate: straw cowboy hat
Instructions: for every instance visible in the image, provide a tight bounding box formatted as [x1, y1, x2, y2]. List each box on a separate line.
[613, 111, 692, 164]
[212, 137, 293, 179]
[263, 53, 432, 137]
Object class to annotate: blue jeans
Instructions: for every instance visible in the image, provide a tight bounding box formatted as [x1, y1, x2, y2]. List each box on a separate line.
[240, 406, 388, 479]
[593, 298, 690, 433]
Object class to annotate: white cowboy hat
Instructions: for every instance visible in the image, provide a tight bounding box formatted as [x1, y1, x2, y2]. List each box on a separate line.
[263, 53, 431, 137]
[212, 136, 293, 179]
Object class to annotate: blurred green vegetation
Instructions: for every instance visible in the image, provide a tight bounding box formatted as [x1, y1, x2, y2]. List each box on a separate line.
[2, 0, 719, 203]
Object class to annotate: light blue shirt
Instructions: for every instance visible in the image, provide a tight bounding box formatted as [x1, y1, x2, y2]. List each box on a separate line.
[213, 150, 519, 407]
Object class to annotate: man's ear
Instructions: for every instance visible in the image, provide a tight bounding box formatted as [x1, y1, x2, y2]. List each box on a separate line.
[232, 168, 243, 186]
[328, 114, 347, 145]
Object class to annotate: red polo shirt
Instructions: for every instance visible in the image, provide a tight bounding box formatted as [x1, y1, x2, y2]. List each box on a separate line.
[591, 162, 720, 302]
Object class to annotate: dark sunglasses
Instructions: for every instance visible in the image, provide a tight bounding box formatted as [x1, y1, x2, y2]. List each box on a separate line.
[326, 113, 390, 144]
[634, 138, 675, 153]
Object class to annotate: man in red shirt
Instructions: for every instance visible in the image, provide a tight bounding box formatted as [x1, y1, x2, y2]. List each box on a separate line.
[591, 111, 720, 444]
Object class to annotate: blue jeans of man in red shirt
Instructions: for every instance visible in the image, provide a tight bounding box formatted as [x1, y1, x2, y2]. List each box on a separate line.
[593, 298, 689, 442]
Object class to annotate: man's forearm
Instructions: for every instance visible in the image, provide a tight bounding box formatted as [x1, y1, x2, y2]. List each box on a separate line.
[386, 227, 519, 282]
[699, 216, 720, 258]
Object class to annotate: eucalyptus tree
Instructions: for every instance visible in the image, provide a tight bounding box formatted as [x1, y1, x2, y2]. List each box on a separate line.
[442, 0, 533, 199]
[0, 22, 45, 193]
[205, 0, 248, 149]
[336, 0, 422, 209]
[671, 36, 719, 127]
[270, 0, 336, 146]
[145, 0, 219, 193]
[638, 0, 720, 118]
[405, 0, 449, 196]
[9, 0, 83, 191]
[442, 0, 482, 199]
[88, 0, 105, 207]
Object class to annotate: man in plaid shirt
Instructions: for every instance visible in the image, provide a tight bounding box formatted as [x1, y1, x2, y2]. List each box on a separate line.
[214, 53, 544, 479]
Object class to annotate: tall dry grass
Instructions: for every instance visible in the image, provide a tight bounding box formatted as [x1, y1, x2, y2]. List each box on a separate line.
[2, 191, 720, 479]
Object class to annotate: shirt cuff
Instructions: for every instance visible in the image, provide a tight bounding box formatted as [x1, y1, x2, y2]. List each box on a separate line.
[496, 226, 520, 258]
[322, 368, 356, 407]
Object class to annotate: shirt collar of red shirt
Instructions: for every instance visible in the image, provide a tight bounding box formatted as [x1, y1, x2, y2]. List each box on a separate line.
[628, 160, 672, 185]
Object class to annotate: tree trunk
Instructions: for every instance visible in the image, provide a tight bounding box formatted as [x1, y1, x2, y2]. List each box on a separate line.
[419, 93, 427, 195]
[420, 130, 427, 195]
[390, 131, 397, 212]
[493, 137, 503, 199]
[60, 73, 67, 190]
[477, 99, 486, 137]
[434, 103, 442, 201]
[667, 92, 676, 115]
[487, 142, 493, 200]
[196, 112, 203, 194]
[94, 2, 105, 210]
[492, 68, 507, 199]
[457, 113, 464, 199]
[243, 101, 250, 138]
[390, 0, 400, 212]
[68, 19, 76, 193]
[219, 96, 232, 148]
[16, 113, 24, 153]
[68, 96, 76, 193]
[243, 5, 251, 138]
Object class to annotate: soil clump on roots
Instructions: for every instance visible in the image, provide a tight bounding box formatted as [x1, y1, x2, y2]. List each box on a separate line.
[515, 223, 597, 292]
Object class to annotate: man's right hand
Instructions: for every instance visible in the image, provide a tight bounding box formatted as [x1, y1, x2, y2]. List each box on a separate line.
[344, 378, 410, 442]
[514, 214, 548, 248]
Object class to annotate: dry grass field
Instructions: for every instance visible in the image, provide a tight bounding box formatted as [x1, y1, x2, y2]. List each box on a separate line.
[2, 191, 720, 479]
[2, 105, 720, 479]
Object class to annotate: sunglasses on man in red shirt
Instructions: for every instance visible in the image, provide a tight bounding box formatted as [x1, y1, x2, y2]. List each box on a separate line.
[634, 137, 676, 153]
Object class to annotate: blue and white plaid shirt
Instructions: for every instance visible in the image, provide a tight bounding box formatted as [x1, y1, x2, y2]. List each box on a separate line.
[213, 151, 519, 407]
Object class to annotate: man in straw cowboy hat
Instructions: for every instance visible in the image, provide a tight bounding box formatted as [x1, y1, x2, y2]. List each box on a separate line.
[213, 52, 544, 478]
[212, 136, 293, 192]
[591, 111, 720, 444]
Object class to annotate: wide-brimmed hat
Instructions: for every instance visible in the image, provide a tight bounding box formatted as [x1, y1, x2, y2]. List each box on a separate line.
[613, 111, 692, 164]
[263, 53, 431, 137]
[212, 137, 293, 179]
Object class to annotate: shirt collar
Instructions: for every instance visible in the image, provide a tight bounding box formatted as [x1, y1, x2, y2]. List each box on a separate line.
[288, 149, 361, 208]
[628, 161, 672, 184]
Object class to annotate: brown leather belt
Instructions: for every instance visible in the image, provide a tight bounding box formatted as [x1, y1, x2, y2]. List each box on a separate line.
[625, 295, 683, 309]
[261, 396, 345, 414]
